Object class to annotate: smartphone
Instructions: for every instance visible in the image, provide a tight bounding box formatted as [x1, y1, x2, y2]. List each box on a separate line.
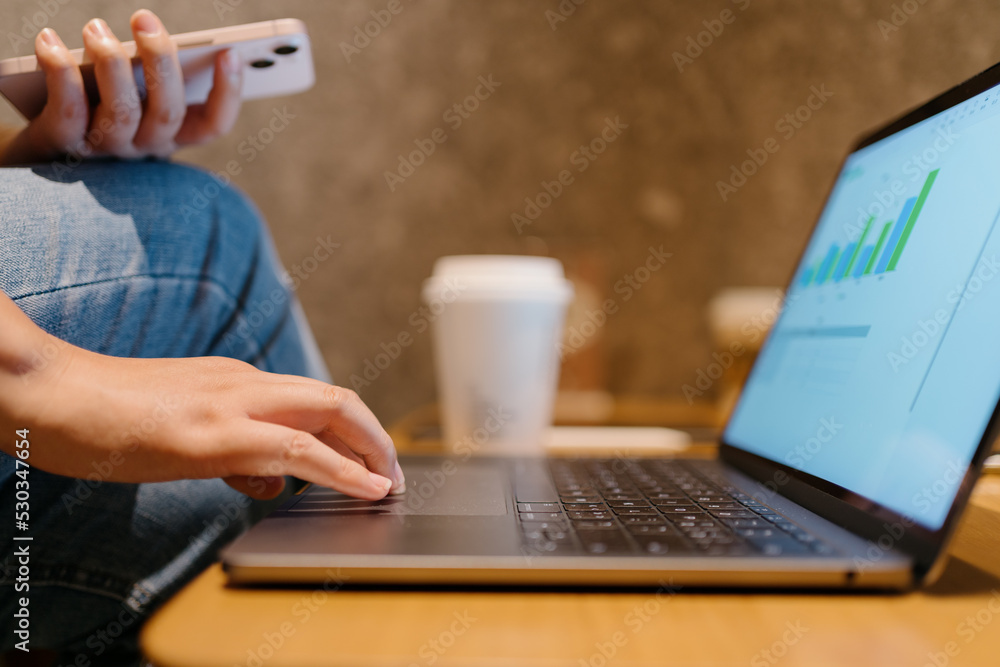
[0, 18, 314, 120]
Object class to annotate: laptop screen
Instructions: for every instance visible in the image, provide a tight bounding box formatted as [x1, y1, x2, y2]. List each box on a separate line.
[723, 80, 1000, 531]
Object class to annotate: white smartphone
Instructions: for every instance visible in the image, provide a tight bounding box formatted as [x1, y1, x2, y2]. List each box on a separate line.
[0, 18, 314, 120]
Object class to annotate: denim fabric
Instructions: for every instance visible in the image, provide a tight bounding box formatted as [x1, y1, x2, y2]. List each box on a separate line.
[0, 160, 331, 665]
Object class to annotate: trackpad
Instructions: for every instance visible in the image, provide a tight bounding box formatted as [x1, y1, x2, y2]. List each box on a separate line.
[290, 460, 509, 516]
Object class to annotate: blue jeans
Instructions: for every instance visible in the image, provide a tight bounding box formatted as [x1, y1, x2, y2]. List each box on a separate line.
[0, 160, 331, 665]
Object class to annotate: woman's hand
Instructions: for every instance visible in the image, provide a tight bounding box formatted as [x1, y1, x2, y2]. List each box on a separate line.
[0, 9, 243, 165]
[0, 297, 406, 501]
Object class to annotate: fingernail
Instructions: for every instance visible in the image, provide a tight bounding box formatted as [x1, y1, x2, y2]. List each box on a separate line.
[369, 471, 392, 493]
[389, 461, 407, 495]
[133, 10, 161, 38]
[38, 28, 60, 50]
[222, 49, 242, 81]
[87, 19, 114, 41]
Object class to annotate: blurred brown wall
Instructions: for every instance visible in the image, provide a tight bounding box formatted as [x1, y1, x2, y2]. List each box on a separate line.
[3, 0, 999, 425]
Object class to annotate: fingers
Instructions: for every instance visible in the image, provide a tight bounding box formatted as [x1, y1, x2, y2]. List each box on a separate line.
[130, 10, 185, 156]
[29, 29, 88, 157]
[82, 18, 142, 156]
[245, 381, 405, 492]
[175, 49, 242, 147]
[223, 421, 394, 500]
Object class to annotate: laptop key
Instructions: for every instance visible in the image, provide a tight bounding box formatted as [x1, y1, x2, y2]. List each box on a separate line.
[650, 493, 688, 500]
[619, 515, 667, 525]
[633, 535, 691, 554]
[572, 520, 618, 529]
[735, 528, 779, 539]
[626, 523, 674, 534]
[563, 503, 606, 511]
[745, 535, 812, 556]
[519, 512, 563, 522]
[725, 518, 772, 529]
[578, 536, 634, 555]
[568, 510, 614, 520]
[651, 498, 694, 506]
[675, 519, 719, 528]
[517, 503, 561, 513]
[658, 505, 705, 515]
[560, 496, 603, 504]
[613, 507, 660, 515]
[607, 500, 651, 508]
[690, 495, 732, 503]
[709, 509, 756, 519]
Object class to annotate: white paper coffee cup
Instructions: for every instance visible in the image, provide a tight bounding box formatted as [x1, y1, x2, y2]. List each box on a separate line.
[423, 256, 574, 455]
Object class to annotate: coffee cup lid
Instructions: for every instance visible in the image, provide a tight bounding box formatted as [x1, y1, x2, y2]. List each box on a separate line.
[423, 255, 574, 302]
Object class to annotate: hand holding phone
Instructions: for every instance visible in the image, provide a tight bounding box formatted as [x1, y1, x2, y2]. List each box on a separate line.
[0, 11, 313, 165]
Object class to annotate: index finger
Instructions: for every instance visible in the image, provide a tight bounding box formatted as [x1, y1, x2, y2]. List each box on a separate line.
[245, 381, 405, 490]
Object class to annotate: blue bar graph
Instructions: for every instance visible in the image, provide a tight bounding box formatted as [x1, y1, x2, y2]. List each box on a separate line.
[797, 170, 939, 288]
[799, 264, 816, 286]
[833, 243, 856, 282]
[852, 245, 874, 278]
[874, 196, 917, 274]
[815, 244, 840, 285]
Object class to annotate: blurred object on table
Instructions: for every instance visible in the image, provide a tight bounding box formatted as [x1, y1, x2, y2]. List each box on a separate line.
[706, 287, 785, 426]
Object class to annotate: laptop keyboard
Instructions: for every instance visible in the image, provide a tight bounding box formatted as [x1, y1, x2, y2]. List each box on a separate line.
[516, 459, 837, 557]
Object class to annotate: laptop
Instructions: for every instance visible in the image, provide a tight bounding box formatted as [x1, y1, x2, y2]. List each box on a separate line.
[222, 61, 1000, 590]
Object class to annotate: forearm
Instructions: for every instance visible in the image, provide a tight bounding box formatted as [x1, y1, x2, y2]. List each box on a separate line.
[0, 291, 70, 451]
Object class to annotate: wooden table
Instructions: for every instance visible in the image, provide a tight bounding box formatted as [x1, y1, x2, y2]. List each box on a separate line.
[142, 464, 1000, 667]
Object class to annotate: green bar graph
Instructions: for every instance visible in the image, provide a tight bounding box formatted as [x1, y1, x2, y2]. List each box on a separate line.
[864, 222, 893, 275]
[841, 216, 873, 279]
[798, 168, 940, 287]
[886, 169, 939, 271]
[820, 248, 842, 283]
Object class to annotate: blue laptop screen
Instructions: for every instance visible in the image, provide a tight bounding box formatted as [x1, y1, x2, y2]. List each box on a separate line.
[724, 83, 1000, 531]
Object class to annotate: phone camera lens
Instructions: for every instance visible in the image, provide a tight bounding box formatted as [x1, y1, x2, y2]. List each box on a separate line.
[250, 59, 275, 69]
[273, 45, 299, 55]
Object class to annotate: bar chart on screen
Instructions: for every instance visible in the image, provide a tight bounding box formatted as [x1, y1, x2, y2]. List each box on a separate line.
[798, 169, 940, 287]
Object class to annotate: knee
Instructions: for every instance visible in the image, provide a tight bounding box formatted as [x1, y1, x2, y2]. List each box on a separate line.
[26, 159, 268, 260]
